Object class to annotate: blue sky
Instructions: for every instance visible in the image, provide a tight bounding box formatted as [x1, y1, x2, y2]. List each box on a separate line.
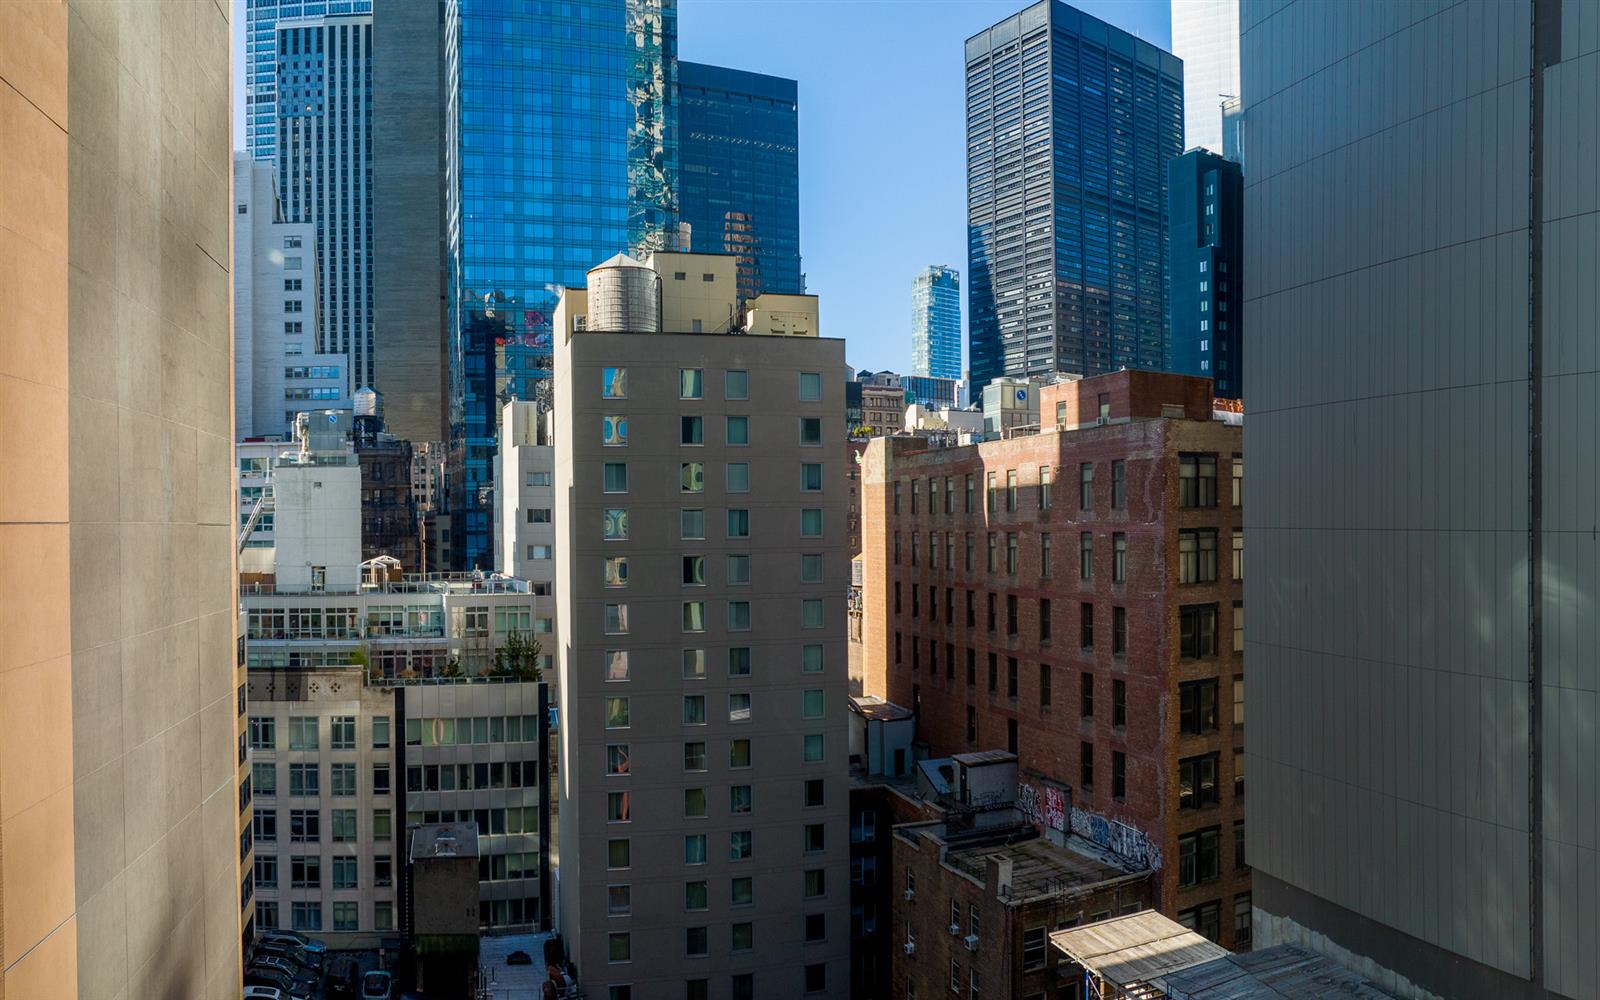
[231, 0, 1173, 374]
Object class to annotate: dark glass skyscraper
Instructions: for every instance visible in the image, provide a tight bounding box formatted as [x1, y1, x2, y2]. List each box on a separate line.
[1167, 148, 1242, 398]
[965, 1, 1183, 394]
[246, 0, 374, 162]
[443, 0, 678, 568]
[679, 61, 804, 299]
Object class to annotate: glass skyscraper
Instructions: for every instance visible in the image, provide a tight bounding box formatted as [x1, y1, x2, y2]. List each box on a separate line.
[679, 61, 804, 299]
[965, 1, 1183, 394]
[1170, 0, 1241, 159]
[444, 0, 678, 568]
[276, 13, 375, 392]
[245, 0, 373, 162]
[911, 264, 961, 379]
[1167, 148, 1242, 398]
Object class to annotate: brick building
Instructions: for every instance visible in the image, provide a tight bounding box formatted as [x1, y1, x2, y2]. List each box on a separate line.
[861, 370, 1250, 949]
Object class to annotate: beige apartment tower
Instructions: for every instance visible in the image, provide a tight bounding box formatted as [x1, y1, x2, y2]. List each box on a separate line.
[1, 3, 244, 998]
[554, 253, 848, 999]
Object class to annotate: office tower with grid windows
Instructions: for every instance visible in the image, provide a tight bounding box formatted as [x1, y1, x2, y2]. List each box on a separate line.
[554, 252, 848, 999]
[246, 0, 374, 162]
[965, 1, 1183, 396]
[1245, 2, 1600, 997]
[275, 13, 375, 396]
[443, 0, 679, 570]
[679, 61, 804, 301]
[911, 265, 962, 380]
[1168, 148, 1242, 399]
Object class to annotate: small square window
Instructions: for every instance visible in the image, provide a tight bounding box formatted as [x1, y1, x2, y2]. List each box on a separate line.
[799, 372, 822, 401]
[726, 415, 750, 446]
[680, 369, 704, 399]
[799, 417, 823, 445]
[726, 370, 749, 399]
[801, 553, 824, 583]
[727, 463, 750, 492]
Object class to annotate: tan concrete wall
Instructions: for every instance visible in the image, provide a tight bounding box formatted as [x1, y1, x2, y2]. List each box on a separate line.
[1, 1, 242, 996]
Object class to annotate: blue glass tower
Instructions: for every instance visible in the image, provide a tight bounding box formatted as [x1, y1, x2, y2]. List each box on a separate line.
[965, 1, 1183, 395]
[1168, 148, 1242, 398]
[444, 0, 678, 569]
[911, 265, 961, 379]
[679, 61, 803, 299]
[246, 0, 373, 162]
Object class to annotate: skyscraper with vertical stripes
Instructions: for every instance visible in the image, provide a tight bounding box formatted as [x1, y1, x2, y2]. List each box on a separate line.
[911, 265, 961, 380]
[964, 1, 1183, 395]
[245, 0, 374, 162]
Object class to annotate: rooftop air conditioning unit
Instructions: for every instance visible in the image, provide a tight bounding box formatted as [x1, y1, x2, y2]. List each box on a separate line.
[964, 934, 980, 952]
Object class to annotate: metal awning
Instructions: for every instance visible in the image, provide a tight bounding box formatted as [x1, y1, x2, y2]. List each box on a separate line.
[1051, 911, 1230, 990]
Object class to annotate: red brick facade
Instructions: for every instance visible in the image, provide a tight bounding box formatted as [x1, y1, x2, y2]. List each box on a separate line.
[861, 371, 1251, 950]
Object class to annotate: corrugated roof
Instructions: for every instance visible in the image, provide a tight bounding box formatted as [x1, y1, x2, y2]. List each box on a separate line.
[952, 749, 1017, 766]
[1152, 945, 1399, 999]
[1051, 911, 1229, 986]
[850, 696, 914, 722]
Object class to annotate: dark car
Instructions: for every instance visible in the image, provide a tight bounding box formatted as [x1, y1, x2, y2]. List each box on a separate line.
[250, 957, 318, 994]
[243, 968, 310, 1000]
[256, 940, 322, 973]
[326, 955, 362, 1000]
[507, 950, 533, 966]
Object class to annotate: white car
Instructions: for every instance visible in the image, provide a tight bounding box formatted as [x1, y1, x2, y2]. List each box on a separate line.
[243, 988, 284, 1000]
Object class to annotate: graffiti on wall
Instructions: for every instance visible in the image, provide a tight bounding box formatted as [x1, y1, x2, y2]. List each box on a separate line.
[1069, 808, 1163, 871]
[1016, 780, 1068, 833]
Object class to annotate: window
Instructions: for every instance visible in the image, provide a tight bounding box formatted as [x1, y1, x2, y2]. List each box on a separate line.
[684, 742, 707, 771]
[1113, 607, 1127, 654]
[1179, 454, 1218, 507]
[330, 763, 356, 796]
[371, 716, 390, 749]
[1039, 598, 1052, 641]
[1235, 821, 1249, 872]
[374, 855, 392, 888]
[987, 653, 997, 692]
[1178, 827, 1222, 887]
[800, 462, 823, 491]
[607, 745, 631, 775]
[1180, 604, 1219, 658]
[1112, 751, 1126, 800]
[250, 717, 276, 750]
[685, 880, 709, 910]
[1180, 680, 1219, 734]
[605, 556, 629, 588]
[1179, 754, 1220, 809]
[609, 932, 632, 964]
[803, 823, 825, 852]
[799, 371, 822, 401]
[801, 508, 823, 536]
[254, 854, 278, 889]
[1006, 658, 1018, 697]
[1112, 533, 1127, 583]
[253, 762, 276, 796]
[1232, 530, 1244, 580]
[727, 508, 750, 538]
[1233, 601, 1245, 653]
[329, 716, 355, 749]
[288, 717, 317, 750]
[1006, 532, 1018, 574]
[1232, 455, 1243, 506]
[731, 830, 754, 861]
[604, 508, 629, 540]
[803, 644, 824, 673]
[681, 462, 705, 493]
[730, 785, 753, 814]
[986, 533, 996, 573]
[681, 508, 706, 539]
[730, 739, 752, 768]
[333, 857, 358, 889]
[290, 855, 320, 888]
[1233, 676, 1245, 725]
[1234, 892, 1252, 947]
[1080, 604, 1094, 649]
[727, 462, 750, 492]
[806, 912, 826, 942]
[801, 553, 824, 584]
[1080, 532, 1093, 581]
[806, 779, 826, 808]
[804, 733, 826, 762]
[289, 809, 318, 842]
[608, 791, 631, 823]
[727, 601, 752, 630]
[607, 884, 633, 917]
[373, 809, 392, 840]
[805, 963, 827, 994]
[291, 902, 321, 932]
[606, 697, 631, 729]
[1080, 741, 1093, 792]
[799, 417, 823, 445]
[1079, 671, 1097, 719]
[1079, 462, 1094, 510]
[1040, 532, 1052, 578]
[681, 415, 704, 445]
[608, 839, 631, 869]
[603, 414, 628, 446]
[1039, 465, 1052, 509]
[289, 763, 318, 797]
[680, 368, 704, 399]
[1179, 529, 1218, 583]
[726, 370, 749, 399]
[684, 833, 708, 865]
[683, 695, 707, 726]
[604, 603, 629, 634]
[603, 367, 627, 398]
[805, 868, 826, 898]
[603, 463, 628, 494]
[682, 555, 706, 587]
[1005, 595, 1019, 635]
[1005, 470, 1018, 510]
[1113, 679, 1127, 727]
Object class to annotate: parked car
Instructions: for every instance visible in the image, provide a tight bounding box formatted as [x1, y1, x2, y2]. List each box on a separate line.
[326, 955, 362, 1000]
[243, 969, 309, 1000]
[255, 939, 322, 973]
[259, 930, 327, 956]
[362, 970, 394, 1000]
[250, 957, 317, 994]
[242, 987, 285, 1000]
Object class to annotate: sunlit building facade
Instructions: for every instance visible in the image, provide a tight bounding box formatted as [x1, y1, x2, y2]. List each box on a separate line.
[911, 265, 961, 380]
